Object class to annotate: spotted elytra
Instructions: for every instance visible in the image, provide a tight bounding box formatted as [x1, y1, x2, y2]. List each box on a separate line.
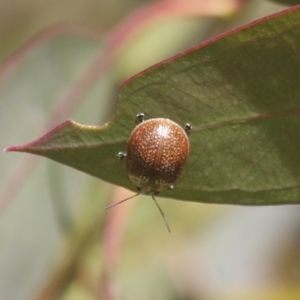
[105, 113, 191, 232]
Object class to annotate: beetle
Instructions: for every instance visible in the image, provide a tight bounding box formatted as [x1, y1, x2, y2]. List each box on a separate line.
[106, 113, 192, 232]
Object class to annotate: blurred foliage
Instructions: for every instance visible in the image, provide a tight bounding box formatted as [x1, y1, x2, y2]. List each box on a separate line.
[1, 1, 300, 300]
[0, 0, 148, 63]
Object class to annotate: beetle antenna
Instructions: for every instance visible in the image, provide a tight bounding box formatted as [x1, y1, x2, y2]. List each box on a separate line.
[105, 193, 139, 209]
[152, 196, 171, 233]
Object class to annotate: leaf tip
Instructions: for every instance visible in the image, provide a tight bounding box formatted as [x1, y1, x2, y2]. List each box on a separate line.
[3, 145, 25, 153]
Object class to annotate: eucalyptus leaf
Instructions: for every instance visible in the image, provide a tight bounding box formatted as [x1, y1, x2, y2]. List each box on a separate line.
[6, 6, 300, 205]
[270, 0, 300, 6]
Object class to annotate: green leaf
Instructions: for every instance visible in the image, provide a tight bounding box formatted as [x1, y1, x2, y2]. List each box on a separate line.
[270, 0, 300, 6]
[6, 6, 300, 205]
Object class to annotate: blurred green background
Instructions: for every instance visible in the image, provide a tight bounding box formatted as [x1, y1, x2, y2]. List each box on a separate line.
[2, 0, 300, 299]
